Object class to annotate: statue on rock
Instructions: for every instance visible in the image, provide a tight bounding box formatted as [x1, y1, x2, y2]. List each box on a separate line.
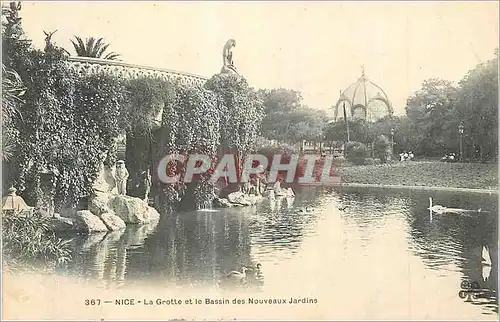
[113, 160, 129, 195]
[221, 39, 240, 75]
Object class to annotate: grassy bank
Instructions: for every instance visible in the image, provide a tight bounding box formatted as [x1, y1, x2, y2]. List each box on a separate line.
[335, 161, 498, 190]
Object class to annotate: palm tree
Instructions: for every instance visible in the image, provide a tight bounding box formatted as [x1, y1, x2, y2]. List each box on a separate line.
[2, 63, 24, 162]
[70, 36, 120, 60]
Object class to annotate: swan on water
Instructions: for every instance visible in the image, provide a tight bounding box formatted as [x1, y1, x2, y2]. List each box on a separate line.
[298, 207, 314, 213]
[428, 197, 484, 215]
[428, 197, 447, 214]
[482, 245, 492, 266]
[224, 267, 248, 281]
[246, 263, 262, 277]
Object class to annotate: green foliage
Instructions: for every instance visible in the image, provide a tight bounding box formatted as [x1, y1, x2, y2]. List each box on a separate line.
[259, 88, 328, 143]
[124, 77, 175, 197]
[403, 50, 498, 161]
[205, 74, 264, 155]
[405, 78, 459, 156]
[2, 63, 25, 128]
[455, 51, 498, 161]
[2, 212, 72, 267]
[3, 5, 128, 209]
[160, 83, 222, 210]
[373, 135, 391, 163]
[345, 141, 368, 165]
[70, 36, 120, 60]
[251, 137, 298, 154]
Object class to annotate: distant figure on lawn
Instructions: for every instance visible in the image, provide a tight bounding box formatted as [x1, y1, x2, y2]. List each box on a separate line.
[441, 153, 458, 163]
[113, 160, 129, 195]
[400, 152, 410, 161]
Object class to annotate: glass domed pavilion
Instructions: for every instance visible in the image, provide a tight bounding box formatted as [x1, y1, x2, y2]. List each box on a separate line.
[333, 66, 393, 122]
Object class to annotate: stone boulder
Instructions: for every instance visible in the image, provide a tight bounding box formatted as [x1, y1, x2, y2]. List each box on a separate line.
[247, 194, 263, 205]
[93, 162, 116, 193]
[89, 192, 112, 216]
[108, 195, 160, 224]
[51, 213, 75, 231]
[227, 191, 253, 206]
[73, 210, 109, 233]
[213, 198, 233, 208]
[59, 207, 78, 218]
[99, 212, 126, 231]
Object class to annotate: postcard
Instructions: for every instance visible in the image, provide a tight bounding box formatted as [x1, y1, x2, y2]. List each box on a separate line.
[2, 1, 498, 320]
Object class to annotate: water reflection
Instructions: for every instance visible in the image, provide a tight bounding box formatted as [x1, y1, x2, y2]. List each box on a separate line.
[59, 186, 498, 317]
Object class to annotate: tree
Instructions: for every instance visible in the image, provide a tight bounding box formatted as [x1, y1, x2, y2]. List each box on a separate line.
[345, 141, 367, 165]
[259, 88, 328, 143]
[70, 36, 120, 60]
[405, 78, 459, 156]
[455, 49, 498, 161]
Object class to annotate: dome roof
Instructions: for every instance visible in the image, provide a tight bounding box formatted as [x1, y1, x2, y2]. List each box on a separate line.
[334, 66, 393, 122]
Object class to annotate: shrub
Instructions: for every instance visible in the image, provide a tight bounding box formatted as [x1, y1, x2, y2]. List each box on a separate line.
[345, 141, 368, 165]
[2, 212, 71, 268]
[374, 134, 392, 163]
[253, 139, 334, 183]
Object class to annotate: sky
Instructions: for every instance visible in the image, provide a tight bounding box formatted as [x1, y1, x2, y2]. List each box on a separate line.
[19, 1, 499, 117]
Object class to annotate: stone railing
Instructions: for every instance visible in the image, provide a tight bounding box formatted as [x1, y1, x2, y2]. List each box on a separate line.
[67, 57, 208, 86]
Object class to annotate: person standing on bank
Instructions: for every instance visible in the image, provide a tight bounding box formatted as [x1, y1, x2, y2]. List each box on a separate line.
[114, 160, 129, 195]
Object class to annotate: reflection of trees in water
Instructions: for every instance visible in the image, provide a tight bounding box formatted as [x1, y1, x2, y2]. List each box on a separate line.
[66, 222, 159, 289]
[118, 208, 258, 288]
[332, 187, 410, 248]
[249, 189, 326, 253]
[325, 186, 498, 314]
[405, 190, 498, 314]
[62, 187, 328, 290]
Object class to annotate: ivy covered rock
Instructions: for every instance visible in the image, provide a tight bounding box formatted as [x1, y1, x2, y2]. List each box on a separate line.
[108, 195, 160, 224]
[73, 210, 108, 233]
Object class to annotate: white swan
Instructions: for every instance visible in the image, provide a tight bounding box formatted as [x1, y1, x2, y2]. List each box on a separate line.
[428, 197, 484, 215]
[428, 197, 447, 214]
[482, 264, 492, 282]
[482, 245, 492, 266]
[224, 267, 248, 281]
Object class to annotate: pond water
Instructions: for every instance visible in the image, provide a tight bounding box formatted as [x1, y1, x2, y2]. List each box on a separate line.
[56, 186, 498, 320]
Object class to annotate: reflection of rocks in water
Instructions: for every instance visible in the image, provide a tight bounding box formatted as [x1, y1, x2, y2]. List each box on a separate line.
[68, 220, 160, 289]
[123, 220, 160, 249]
[80, 232, 107, 251]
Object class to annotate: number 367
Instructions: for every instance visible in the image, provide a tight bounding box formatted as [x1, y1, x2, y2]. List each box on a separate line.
[85, 299, 101, 306]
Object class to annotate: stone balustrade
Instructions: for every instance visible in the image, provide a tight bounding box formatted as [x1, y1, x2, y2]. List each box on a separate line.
[67, 57, 208, 86]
